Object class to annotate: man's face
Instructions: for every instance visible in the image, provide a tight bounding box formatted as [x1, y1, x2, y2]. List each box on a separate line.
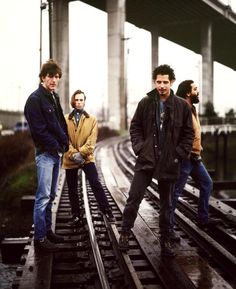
[42, 73, 60, 92]
[74, 93, 85, 110]
[154, 74, 174, 99]
[189, 83, 199, 104]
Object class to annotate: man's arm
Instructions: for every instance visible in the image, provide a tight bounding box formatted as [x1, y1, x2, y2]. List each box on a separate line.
[79, 117, 98, 157]
[176, 104, 194, 160]
[130, 100, 145, 156]
[25, 96, 61, 151]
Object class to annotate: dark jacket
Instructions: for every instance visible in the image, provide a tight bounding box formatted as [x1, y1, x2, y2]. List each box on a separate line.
[130, 88, 194, 180]
[24, 84, 68, 155]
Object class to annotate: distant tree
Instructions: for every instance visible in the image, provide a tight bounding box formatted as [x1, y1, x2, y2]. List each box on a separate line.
[203, 101, 218, 117]
[225, 108, 235, 118]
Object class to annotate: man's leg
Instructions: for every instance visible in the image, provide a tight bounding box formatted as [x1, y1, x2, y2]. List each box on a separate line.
[66, 168, 80, 218]
[172, 159, 192, 210]
[191, 161, 213, 225]
[34, 153, 60, 251]
[170, 159, 192, 240]
[83, 162, 110, 209]
[83, 162, 115, 222]
[159, 179, 176, 257]
[119, 170, 153, 251]
[45, 154, 61, 232]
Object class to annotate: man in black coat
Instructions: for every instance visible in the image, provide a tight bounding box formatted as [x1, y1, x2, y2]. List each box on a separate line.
[119, 64, 194, 257]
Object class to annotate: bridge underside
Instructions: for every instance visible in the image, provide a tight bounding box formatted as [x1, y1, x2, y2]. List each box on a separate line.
[78, 0, 236, 71]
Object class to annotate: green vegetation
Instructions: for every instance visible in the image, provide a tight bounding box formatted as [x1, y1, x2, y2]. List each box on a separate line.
[0, 163, 36, 206]
[0, 132, 35, 238]
[203, 101, 218, 117]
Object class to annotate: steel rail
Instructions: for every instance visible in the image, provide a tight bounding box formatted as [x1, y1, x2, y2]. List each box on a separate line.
[81, 171, 111, 289]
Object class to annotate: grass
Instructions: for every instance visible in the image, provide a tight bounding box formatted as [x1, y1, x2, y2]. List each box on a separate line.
[0, 163, 36, 207]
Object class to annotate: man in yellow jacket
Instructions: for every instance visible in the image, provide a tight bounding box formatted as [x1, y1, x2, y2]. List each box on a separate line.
[62, 89, 114, 225]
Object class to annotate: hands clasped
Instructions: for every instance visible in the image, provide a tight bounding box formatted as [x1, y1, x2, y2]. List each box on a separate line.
[71, 152, 85, 165]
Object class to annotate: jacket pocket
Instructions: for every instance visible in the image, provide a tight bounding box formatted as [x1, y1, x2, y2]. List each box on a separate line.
[41, 104, 56, 124]
[161, 149, 180, 178]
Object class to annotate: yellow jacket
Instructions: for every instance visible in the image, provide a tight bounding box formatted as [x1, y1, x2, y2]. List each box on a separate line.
[62, 110, 97, 169]
[191, 108, 203, 155]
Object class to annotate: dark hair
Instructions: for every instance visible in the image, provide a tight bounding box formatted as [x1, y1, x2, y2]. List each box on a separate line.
[39, 59, 62, 81]
[176, 80, 193, 99]
[70, 89, 86, 108]
[152, 64, 176, 81]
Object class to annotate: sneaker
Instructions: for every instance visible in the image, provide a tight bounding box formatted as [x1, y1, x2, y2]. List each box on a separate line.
[47, 230, 64, 243]
[118, 231, 130, 251]
[67, 216, 81, 227]
[160, 240, 176, 258]
[34, 238, 59, 252]
[169, 231, 180, 242]
[101, 209, 115, 223]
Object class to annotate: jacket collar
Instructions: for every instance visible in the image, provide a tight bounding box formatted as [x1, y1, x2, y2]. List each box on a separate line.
[68, 109, 90, 120]
[38, 84, 59, 102]
[147, 88, 175, 106]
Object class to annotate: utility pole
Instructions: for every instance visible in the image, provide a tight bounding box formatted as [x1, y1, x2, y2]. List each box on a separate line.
[48, 0, 53, 59]
[121, 37, 131, 130]
[40, 0, 47, 69]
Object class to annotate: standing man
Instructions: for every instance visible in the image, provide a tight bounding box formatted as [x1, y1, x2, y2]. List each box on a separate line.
[118, 65, 194, 257]
[171, 80, 219, 237]
[24, 59, 69, 252]
[62, 89, 115, 225]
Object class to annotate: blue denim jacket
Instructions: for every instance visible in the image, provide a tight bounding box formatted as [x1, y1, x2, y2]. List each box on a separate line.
[24, 84, 68, 155]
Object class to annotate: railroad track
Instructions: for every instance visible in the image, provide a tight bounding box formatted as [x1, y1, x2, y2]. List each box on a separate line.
[13, 136, 236, 289]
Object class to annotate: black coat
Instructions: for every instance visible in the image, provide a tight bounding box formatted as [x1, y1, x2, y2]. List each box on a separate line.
[130, 88, 194, 180]
[24, 84, 69, 155]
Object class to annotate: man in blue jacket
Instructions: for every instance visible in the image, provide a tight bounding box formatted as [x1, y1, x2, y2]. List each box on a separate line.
[24, 59, 69, 252]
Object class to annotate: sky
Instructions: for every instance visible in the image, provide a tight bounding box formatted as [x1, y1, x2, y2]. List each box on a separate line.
[0, 0, 236, 118]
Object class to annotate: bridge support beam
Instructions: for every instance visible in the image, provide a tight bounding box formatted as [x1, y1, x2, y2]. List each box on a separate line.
[201, 21, 213, 114]
[150, 30, 159, 89]
[50, 0, 70, 113]
[151, 30, 159, 73]
[107, 0, 126, 131]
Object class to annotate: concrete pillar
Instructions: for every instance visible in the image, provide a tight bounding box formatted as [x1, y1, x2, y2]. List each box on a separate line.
[50, 0, 70, 113]
[151, 30, 159, 73]
[107, 0, 126, 131]
[201, 21, 213, 114]
[150, 30, 159, 89]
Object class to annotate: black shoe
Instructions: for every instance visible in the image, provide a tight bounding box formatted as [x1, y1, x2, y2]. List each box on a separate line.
[67, 216, 81, 227]
[47, 230, 64, 243]
[34, 238, 59, 252]
[197, 217, 221, 228]
[169, 231, 180, 242]
[118, 231, 130, 251]
[101, 209, 115, 223]
[161, 240, 176, 258]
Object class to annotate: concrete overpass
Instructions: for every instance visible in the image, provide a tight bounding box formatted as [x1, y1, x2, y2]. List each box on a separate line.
[49, 0, 236, 130]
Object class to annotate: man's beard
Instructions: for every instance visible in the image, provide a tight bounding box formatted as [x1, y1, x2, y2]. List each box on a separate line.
[191, 95, 199, 104]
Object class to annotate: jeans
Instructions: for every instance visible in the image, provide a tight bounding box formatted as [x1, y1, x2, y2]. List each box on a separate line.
[65, 162, 110, 217]
[121, 169, 175, 241]
[172, 158, 213, 226]
[34, 152, 61, 240]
